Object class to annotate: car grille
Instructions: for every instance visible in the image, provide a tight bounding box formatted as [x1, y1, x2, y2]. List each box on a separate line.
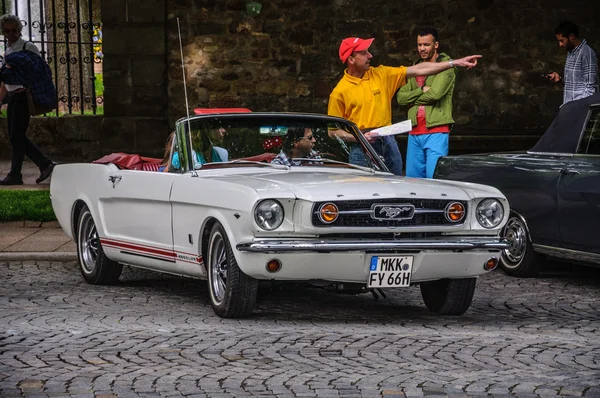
[311, 199, 467, 227]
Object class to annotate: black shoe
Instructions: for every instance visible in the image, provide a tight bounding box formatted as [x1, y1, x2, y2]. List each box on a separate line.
[36, 161, 57, 184]
[0, 175, 24, 186]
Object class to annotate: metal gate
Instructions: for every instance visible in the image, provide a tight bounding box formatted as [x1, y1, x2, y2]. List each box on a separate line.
[1, 0, 102, 115]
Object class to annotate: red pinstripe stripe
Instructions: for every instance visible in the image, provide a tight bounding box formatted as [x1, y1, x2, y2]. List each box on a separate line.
[101, 237, 200, 257]
[101, 238, 176, 258]
[100, 238, 203, 264]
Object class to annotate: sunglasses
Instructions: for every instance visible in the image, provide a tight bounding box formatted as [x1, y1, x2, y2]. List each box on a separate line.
[300, 135, 315, 141]
[2, 29, 19, 34]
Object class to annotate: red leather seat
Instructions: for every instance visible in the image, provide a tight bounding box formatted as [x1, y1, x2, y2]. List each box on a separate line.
[93, 153, 162, 170]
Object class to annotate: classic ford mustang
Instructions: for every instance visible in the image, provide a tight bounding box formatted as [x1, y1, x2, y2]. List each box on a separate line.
[435, 93, 600, 277]
[51, 111, 509, 318]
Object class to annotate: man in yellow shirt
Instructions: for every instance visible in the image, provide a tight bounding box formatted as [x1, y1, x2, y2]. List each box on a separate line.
[328, 37, 480, 175]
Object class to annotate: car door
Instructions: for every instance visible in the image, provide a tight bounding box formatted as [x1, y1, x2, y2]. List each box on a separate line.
[168, 117, 213, 278]
[99, 151, 179, 273]
[557, 105, 600, 254]
[498, 153, 566, 246]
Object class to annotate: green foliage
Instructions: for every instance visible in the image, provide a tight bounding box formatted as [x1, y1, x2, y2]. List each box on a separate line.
[94, 73, 104, 97]
[1, 1, 12, 15]
[0, 189, 57, 221]
[93, 23, 103, 61]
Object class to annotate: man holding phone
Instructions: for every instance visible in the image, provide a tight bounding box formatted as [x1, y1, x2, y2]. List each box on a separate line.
[546, 21, 598, 105]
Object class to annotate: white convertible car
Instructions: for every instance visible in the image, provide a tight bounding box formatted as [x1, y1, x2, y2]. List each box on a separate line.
[51, 111, 510, 318]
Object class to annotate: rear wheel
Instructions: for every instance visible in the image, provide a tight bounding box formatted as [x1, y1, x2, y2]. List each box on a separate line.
[420, 278, 476, 315]
[500, 214, 541, 277]
[207, 222, 258, 318]
[76, 204, 122, 284]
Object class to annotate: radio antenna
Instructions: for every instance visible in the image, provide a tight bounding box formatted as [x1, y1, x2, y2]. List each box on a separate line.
[176, 17, 193, 169]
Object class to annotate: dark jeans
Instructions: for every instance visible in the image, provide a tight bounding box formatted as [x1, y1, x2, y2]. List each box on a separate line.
[6, 92, 51, 179]
[349, 136, 403, 175]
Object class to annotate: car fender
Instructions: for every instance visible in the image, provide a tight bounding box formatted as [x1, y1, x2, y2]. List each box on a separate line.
[51, 163, 118, 241]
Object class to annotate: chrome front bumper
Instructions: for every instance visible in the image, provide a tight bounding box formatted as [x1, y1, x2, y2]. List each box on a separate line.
[236, 237, 510, 253]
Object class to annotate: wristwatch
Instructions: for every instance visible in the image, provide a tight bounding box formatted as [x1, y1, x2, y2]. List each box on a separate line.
[449, 59, 454, 68]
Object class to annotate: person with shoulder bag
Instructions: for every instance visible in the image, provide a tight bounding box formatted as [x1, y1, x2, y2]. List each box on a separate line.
[0, 14, 56, 185]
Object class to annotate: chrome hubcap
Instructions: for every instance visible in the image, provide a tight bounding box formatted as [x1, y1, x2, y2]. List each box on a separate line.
[79, 212, 99, 274]
[502, 217, 527, 267]
[210, 233, 228, 304]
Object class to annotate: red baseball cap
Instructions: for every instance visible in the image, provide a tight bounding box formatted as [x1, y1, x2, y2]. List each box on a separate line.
[339, 37, 374, 63]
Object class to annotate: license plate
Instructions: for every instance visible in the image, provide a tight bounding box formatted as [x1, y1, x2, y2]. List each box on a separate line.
[367, 256, 413, 288]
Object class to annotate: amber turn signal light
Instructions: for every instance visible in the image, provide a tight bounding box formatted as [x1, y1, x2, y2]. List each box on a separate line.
[266, 259, 282, 273]
[483, 257, 498, 271]
[318, 203, 339, 224]
[445, 202, 465, 223]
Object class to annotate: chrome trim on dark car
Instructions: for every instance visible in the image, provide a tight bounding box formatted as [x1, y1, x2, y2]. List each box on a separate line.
[533, 244, 600, 266]
[237, 237, 510, 253]
[525, 151, 574, 157]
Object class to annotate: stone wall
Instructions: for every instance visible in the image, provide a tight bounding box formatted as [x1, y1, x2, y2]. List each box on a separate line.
[99, 0, 170, 159]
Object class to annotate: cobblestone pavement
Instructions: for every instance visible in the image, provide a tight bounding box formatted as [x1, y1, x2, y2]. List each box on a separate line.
[1, 261, 599, 398]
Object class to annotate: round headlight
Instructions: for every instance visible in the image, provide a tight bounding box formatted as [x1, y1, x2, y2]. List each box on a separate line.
[254, 200, 284, 230]
[476, 199, 504, 228]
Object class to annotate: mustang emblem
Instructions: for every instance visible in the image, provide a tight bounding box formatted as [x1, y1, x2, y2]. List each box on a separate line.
[371, 204, 415, 220]
[381, 206, 411, 218]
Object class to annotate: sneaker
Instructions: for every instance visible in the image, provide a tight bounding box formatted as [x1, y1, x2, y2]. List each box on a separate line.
[36, 161, 57, 184]
[0, 175, 24, 186]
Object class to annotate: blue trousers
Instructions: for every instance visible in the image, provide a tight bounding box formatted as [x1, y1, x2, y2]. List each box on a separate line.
[349, 136, 403, 175]
[405, 133, 449, 178]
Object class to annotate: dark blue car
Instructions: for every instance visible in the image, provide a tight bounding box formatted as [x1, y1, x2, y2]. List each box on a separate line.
[435, 93, 600, 277]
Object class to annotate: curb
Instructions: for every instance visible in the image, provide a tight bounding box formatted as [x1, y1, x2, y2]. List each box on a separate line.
[0, 252, 77, 262]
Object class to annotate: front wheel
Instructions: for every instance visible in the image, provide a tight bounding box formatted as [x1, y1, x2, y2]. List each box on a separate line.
[207, 222, 258, 318]
[76, 204, 122, 284]
[500, 214, 541, 277]
[420, 278, 477, 315]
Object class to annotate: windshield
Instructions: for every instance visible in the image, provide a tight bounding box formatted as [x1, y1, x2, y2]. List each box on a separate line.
[171, 114, 386, 172]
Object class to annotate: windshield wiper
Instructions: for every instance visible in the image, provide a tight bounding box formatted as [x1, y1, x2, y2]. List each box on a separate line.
[193, 158, 380, 174]
[227, 160, 287, 168]
[291, 158, 377, 173]
[192, 160, 287, 170]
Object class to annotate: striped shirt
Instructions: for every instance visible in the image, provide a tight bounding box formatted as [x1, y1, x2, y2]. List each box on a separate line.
[563, 39, 598, 104]
[271, 150, 321, 166]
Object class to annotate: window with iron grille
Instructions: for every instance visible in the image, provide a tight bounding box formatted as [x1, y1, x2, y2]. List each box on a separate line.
[1, 0, 102, 115]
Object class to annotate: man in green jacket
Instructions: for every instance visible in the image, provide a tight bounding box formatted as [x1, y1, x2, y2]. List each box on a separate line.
[397, 27, 456, 178]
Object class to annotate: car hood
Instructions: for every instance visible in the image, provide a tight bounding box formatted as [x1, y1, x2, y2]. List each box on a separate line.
[443, 150, 570, 166]
[446, 150, 528, 159]
[213, 170, 503, 202]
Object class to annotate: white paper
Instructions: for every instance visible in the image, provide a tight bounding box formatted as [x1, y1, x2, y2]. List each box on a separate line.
[370, 120, 412, 136]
